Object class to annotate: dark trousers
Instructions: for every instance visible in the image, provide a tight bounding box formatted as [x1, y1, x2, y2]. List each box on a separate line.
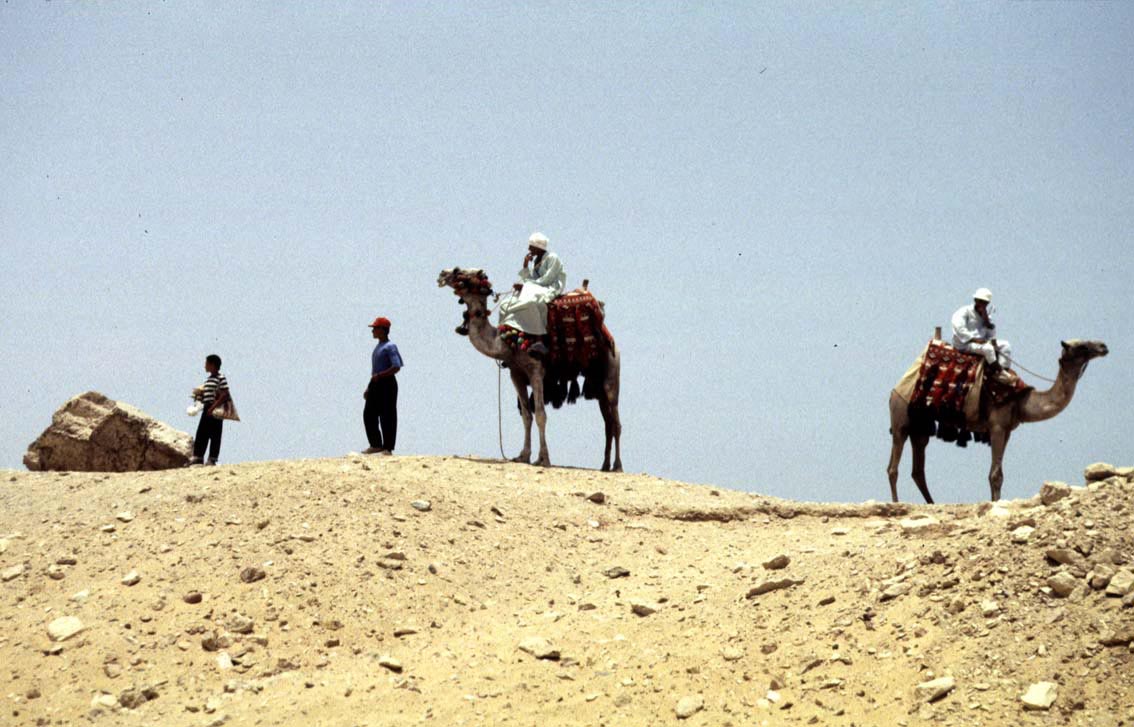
[364, 377, 398, 451]
[193, 408, 223, 461]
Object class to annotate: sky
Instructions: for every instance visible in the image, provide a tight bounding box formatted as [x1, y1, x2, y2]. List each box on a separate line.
[2, 2, 1131, 504]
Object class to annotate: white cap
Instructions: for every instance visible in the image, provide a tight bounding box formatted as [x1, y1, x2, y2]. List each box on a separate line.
[973, 288, 992, 302]
[528, 232, 549, 251]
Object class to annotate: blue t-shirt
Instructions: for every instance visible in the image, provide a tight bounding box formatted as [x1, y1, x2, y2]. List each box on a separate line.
[372, 341, 404, 376]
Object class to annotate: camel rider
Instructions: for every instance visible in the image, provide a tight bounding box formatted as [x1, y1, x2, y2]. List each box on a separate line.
[498, 232, 566, 358]
[952, 288, 1015, 383]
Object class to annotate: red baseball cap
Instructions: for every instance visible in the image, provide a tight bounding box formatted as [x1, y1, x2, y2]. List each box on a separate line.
[369, 316, 392, 329]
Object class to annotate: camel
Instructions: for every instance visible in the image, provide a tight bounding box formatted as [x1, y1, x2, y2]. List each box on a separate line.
[437, 268, 623, 472]
[887, 339, 1108, 503]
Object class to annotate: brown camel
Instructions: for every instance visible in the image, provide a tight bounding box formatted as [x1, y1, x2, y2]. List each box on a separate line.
[437, 268, 623, 472]
[887, 339, 1108, 503]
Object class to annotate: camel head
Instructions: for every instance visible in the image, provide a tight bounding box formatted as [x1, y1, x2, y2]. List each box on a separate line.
[1060, 339, 1108, 377]
[437, 268, 494, 299]
[438, 268, 496, 336]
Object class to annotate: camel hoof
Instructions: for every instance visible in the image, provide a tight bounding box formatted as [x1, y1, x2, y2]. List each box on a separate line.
[612, 464, 623, 473]
[535, 457, 551, 467]
[511, 455, 530, 464]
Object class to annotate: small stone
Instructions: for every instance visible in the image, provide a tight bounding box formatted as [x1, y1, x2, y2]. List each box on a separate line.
[226, 613, 254, 634]
[629, 599, 659, 617]
[518, 636, 560, 660]
[45, 564, 65, 580]
[916, 677, 956, 702]
[603, 566, 630, 579]
[121, 570, 141, 586]
[393, 627, 418, 637]
[900, 516, 948, 535]
[71, 589, 90, 602]
[1099, 627, 1134, 646]
[377, 655, 403, 673]
[411, 500, 432, 512]
[47, 616, 85, 642]
[2, 563, 26, 581]
[1046, 548, 1086, 569]
[116, 512, 135, 523]
[1084, 462, 1117, 482]
[762, 555, 790, 571]
[239, 567, 266, 583]
[118, 688, 148, 709]
[104, 662, 123, 679]
[830, 527, 850, 536]
[25, 687, 41, 699]
[1021, 681, 1057, 710]
[100, 524, 116, 533]
[216, 652, 234, 670]
[1011, 525, 1035, 544]
[0, 538, 8, 554]
[747, 578, 803, 598]
[675, 695, 704, 719]
[1040, 481, 1072, 505]
[980, 600, 1000, 617]
[720, 646, 743, 661]
[586, 492, 606, 504]
[184, 592, 204, 604]
[1047, 572, 1078, 598]
[1107, 569, 1134, 597]
[881, 582, 912, 601]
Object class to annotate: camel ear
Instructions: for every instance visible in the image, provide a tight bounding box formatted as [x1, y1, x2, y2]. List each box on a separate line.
[1060, 340, 1070, 350]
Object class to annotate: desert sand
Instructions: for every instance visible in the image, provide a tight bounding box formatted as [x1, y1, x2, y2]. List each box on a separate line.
[2, 455, 1132, 726]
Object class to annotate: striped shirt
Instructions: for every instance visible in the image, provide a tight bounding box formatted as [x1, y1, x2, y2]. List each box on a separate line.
[201, 373, 229, 404]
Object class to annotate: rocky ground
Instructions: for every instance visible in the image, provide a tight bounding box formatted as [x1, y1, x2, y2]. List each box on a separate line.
[2, 456, 1133, 727]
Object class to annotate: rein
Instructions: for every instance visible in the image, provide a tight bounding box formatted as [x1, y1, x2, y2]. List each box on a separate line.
[1001, 354, 1058, 384]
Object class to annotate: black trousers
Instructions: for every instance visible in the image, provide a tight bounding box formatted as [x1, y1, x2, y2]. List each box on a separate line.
[364, 377, 398, 451]
[193, 408, 223, 461]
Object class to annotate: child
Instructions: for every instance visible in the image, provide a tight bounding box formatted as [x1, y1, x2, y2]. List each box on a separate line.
[189, 354, 230, 466]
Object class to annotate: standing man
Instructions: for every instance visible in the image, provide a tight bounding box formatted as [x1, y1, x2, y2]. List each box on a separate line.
[189, 354, 230, 466]
[497, 231, 567, 358]
[952, 288, 1014, 382]
[363, 316, 402, 455]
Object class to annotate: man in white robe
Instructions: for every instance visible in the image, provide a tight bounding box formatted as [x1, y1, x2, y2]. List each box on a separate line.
[498, 232, 566, 347]
[952, 288, 1014, 379]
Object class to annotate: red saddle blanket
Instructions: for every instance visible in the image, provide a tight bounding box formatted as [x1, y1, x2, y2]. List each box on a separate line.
[546, 290, 613, 367]
[910, 340, 984, 422]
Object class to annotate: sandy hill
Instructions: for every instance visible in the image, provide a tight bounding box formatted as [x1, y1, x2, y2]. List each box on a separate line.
[2, 456, 1133, 727]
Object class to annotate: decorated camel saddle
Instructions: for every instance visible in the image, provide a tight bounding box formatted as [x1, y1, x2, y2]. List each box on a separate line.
[894, 339, 1032, 447]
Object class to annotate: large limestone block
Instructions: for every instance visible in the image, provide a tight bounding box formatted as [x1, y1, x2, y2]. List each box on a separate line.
[24, 391, 192, 472]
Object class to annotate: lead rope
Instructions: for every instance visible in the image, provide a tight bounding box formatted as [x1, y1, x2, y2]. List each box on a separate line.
[1001, 354, 1058, 384]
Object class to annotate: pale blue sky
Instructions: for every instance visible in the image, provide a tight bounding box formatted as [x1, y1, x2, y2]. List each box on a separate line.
[2, 2, 1130, 503]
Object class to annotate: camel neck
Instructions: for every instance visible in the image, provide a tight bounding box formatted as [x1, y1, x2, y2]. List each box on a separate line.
[1018, 356, 1083, 423]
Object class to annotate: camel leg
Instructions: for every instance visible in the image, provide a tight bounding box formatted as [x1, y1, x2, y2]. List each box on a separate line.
[886, 428, 908, 503]
[530, 374, 550, 467]
[599, 395, 623, 473]
[909, 434, 935, 504]
[988, 427, 1011, 501]
[509, 370, 532, 464]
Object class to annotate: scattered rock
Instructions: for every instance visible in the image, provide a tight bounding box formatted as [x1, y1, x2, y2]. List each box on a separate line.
[980, 600, 1000, 617]
[239, 567, 266, 583]
[183, 592, 203, 604]
[603, 566, 630, 579]
[104, 662, 123, 679]
[410, 500, 431, 512]
[762, 555, 790, 571]
[900, 516, 950, 536]
[1011, 525, 1035, 544]
[216, 652, 234, 671]
[23, 391, 192, 471]
[747, 578, 804, 598]
[2, 563, 26, 581]
[377, 655, 403, 673]
[116, 512, 135, 523]
[1107, 570, 1134, 597]
[720, 646, 743, 661]
[1099, 627, 1134, 647]
[226, 613, 254, 634]
[47, 616, 85, 642]
[1084, 462, 1117, 482]
[629, 598, 659, 617]
[1040, 481, 1072, 505]
[518, 637, 560, 660]
[1046, 548, 1086, 569]
[121, 570, 141, 586]
[587, 492, 606, 504]
[881, 582, 912, 601]
[1047, 572, 1078, 598]
[675, 695, 704, 719]
[1021, 682, 1058, 710]
[916, 676, 956, 702]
